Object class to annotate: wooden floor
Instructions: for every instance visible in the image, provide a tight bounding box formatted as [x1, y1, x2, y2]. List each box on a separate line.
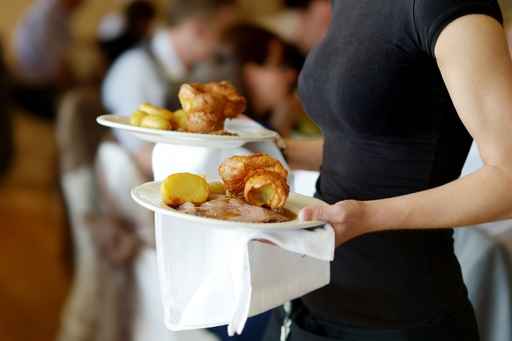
[0, 113, 71, 341]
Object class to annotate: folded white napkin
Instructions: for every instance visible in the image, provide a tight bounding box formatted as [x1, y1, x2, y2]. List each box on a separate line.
[151, 135, 335, 335]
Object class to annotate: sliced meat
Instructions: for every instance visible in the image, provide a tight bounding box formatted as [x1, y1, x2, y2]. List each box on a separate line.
[176, 195, 294, 223]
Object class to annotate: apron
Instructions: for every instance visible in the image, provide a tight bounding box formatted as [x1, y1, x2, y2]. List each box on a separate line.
[263, 300, 480, 341]
[142, 42, 184, 111]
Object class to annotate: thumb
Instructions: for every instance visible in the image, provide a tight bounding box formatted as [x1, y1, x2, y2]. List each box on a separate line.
[299, 205, 329, 222]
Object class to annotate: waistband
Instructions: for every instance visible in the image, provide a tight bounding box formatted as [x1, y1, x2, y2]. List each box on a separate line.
[280, 300, 478, 340]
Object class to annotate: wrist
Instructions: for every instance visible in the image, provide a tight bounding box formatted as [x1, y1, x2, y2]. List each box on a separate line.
[357, 200, 385, 234]
[362, 197, 409, 233]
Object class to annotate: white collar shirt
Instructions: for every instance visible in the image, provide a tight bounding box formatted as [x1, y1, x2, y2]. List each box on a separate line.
[102, 29, 186, 152]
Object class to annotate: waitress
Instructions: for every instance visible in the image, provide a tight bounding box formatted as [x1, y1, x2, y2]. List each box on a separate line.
[265, 1, 512, 340]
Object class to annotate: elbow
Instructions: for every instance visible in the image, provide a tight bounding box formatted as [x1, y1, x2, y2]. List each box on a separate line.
[482, 162, 512, 219]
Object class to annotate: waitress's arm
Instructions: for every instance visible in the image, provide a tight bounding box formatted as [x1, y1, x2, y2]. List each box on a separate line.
[301, 15, 512, 246]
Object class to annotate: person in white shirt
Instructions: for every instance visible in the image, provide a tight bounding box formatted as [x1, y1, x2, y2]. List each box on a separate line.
[102, 0, 237, 176]
[100, 2, 237, 341]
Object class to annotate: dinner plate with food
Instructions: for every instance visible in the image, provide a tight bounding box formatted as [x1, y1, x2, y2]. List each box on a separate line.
[131, 154, 326, 230]
[97, 81, 279, 148]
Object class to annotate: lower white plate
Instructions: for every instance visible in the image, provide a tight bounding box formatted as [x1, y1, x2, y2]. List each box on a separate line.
[97, 115, 279, 148]
[131, 181, 327, 230]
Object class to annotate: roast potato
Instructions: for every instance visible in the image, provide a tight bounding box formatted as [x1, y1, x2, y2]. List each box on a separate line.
[139, 103, 174, 120]
[140, 115, 173, 130]
[161, 173, 209, 206]
[208, 181, 226, 195]
[172, 109, 189, 131]
[130, 111, 147, 126]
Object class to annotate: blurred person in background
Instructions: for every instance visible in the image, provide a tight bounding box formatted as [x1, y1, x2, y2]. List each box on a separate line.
[53, 3, 157, 339]
[221, 23, 304, 136]
[102, 0, 237, 176]
[283, 0, 331, 140]
[101, 1, 238, 341]
[9, 0, 85, 119]
[55, 88, 108, 341]
[98, 0, 157, 68]
[257, 0, 332, 170]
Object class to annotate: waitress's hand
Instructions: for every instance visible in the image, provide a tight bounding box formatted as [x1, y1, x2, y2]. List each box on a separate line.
[300, 200, 369, 247]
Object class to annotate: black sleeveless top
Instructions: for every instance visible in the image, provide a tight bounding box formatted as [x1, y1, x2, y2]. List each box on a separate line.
[298, 0, 502, 328]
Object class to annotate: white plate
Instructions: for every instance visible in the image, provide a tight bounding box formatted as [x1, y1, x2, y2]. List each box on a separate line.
[131, 181, 327, 230]
[97, 115, 279, 148]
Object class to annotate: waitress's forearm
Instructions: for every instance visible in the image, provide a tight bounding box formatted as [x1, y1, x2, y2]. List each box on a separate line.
[362, 164, 512, 232]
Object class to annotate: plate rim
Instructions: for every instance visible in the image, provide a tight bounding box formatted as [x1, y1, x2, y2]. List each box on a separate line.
[97, 114, 279, 142]
[131, 181, 327, 230]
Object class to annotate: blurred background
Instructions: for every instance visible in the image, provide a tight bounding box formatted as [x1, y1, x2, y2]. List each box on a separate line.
[0, 1, 511, 341]
[0, 1, 325, 341]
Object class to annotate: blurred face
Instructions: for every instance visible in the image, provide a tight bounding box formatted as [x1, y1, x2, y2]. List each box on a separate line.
[243, 41, 297, 114]
[184, 7, 237, 62]
[184, 19, 219, 61]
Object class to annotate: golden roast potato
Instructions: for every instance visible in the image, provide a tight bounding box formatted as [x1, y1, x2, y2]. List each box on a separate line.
[208, 181, 226, 195]
[140, 115, 173, 130]
[161, 173, 209, 206]
[130, 111, 147, 126]
[139, 103, 174, 120]
[172, 109, 189, 131]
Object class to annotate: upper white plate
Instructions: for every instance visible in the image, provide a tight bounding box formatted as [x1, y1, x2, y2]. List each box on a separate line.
[97, 115, 279, 148]
[131, 181, 327, 230]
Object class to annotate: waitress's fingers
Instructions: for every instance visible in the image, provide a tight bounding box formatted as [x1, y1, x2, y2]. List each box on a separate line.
[301, 200, 366, 226]
[301, 202, 369, 247]
[300, 204, 340, 223]
[299, 205, 321, 221]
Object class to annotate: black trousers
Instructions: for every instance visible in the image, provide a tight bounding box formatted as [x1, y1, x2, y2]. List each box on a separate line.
[263, 302, 479, 341]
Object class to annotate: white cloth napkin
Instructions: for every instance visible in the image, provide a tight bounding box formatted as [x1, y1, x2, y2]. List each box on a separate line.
[151, 135, 335, 335]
